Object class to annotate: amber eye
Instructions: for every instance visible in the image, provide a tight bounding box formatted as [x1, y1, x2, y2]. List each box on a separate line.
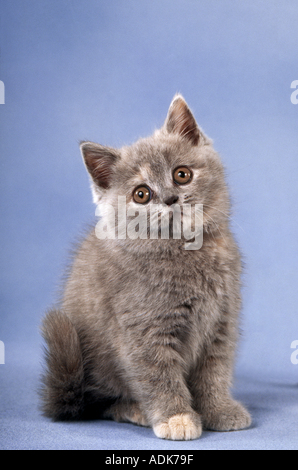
[133, 186, 152, 204]
[173, 167, 192, 185]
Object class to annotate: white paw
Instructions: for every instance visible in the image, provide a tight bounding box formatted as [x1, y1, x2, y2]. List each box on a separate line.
[153, 412, 202, 440]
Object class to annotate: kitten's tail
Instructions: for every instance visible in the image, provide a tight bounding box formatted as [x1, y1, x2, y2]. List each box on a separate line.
[40, 309, 85, 421]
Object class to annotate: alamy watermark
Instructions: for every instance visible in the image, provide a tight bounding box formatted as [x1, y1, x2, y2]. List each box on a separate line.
[290, 340, 298, 365]
[0, 341, 4, 364]
[290, 81, 298, 104]
[0, 80, 4, 104]
[95, 197, 203, 250]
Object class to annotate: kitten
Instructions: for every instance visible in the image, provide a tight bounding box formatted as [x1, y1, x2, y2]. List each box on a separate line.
[40, 94, 251, 440]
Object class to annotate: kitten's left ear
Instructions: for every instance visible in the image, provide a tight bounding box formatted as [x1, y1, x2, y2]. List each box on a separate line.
[165, 94, 200, 146]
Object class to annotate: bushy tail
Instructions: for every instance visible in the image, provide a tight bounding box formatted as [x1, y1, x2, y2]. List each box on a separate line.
[40, 309, 85, 420]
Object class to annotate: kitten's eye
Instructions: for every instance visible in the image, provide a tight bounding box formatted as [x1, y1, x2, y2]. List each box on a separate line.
[133, 186, 152, 204]
[173, 167, 192, 185]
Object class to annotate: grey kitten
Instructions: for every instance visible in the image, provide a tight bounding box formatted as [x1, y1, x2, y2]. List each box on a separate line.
[41, 95, 251, 440]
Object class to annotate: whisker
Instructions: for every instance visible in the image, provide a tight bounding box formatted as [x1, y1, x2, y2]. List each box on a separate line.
[203, 212, 229, 247]
[203, 204, 245, 233]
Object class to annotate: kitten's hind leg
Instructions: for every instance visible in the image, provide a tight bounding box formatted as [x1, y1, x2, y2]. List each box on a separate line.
[103, 399, 149, 427]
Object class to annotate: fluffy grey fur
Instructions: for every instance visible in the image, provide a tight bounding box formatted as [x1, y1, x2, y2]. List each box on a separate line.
[40, 95, 251, 440]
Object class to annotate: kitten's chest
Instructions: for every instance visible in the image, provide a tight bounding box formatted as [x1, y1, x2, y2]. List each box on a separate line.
[119, 248, 226, 313]
[114, 250, 227, 367]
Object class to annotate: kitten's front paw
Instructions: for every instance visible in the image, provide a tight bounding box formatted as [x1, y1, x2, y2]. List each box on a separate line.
[153, 412, 202, 440]
[203, 400, 251, 431]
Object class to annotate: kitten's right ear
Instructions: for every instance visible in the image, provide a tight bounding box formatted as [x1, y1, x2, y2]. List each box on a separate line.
[80, 141, 120, 191]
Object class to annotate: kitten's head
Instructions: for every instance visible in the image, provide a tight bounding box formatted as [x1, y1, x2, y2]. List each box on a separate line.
[80, 94, 230, 246]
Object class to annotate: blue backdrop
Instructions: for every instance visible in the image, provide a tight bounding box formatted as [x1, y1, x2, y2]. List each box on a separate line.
[0, 0, 297, 450]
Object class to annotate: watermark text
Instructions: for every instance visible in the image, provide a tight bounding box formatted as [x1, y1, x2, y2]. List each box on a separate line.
[290, 81, 298, 104]
[95, 197, 203, 250]
[0, 341, 4, 364]
[290, 340, 298, 365]
[0, 81, 4, 104]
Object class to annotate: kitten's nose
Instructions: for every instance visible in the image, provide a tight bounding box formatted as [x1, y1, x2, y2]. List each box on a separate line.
[164, 195, 179, 206]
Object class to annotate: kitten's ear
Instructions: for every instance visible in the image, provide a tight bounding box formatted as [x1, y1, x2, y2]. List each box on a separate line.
[80, 141, 120, 190]
[165, 94, 200, 145]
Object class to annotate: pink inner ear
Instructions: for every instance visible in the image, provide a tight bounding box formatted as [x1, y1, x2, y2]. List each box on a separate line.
[81, 143, 119, 190]
[166, 98, 200, 146]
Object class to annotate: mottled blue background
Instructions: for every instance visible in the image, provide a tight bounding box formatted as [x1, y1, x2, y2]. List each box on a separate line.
[0, 0, 297, 450]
